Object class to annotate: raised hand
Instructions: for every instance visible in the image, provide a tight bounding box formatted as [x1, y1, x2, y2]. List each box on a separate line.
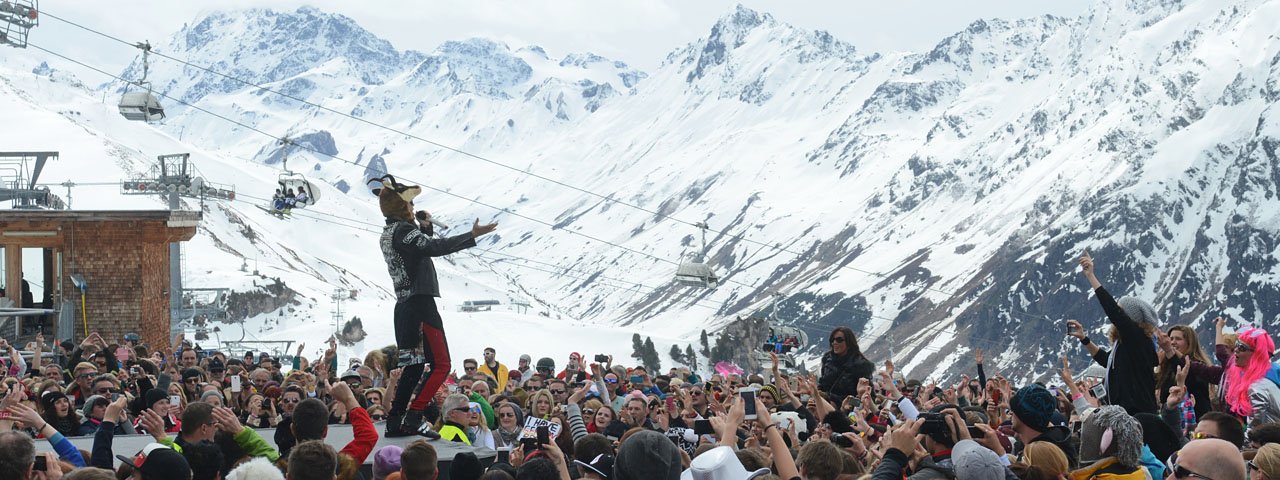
[212, 406, 244, 434]
[974, 349, 984, 364]
[884, 418, 923, 454]
[1215, 316, 1227, 332]
[1166, 385, 1187, 409]
[1176, 356, 1190, 388]
[105, 396, 128, 423]
[1065, 320, 1086, 340]
[1079, 252, 1095, 275]
[472, 219, 498, 238]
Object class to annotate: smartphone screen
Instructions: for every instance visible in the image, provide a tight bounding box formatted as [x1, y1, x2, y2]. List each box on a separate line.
[630, 375, 643, 384]
[496, 448, 511, 464]
[740, 388, 758, 420]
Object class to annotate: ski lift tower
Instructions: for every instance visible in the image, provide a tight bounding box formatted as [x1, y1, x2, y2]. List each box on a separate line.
[0, 151, 64, 210]
[0, 0, 39, 49]
[120, 153, 234, 333]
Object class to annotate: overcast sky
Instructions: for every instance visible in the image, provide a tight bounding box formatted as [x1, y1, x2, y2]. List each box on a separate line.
[28, 1, 1092, 79]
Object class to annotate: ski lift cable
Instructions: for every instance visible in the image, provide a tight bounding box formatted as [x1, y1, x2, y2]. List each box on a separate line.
[36, 9, 1055, 322]
[28, 42, 1069, 338]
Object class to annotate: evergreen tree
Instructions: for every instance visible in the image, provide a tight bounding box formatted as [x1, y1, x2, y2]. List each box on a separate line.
[642, 337, 662, 371]
[699, 329, 711, 356]
[684, 345, 697, 367]
[669, 344, 684, 364]
[632, 333, 644, 360]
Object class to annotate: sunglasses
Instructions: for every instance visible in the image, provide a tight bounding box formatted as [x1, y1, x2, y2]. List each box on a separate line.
[1168, 452, 1216, 480]
[78, 373, 95, 379]
[371, 414, 387, 421]
[583, 409, 595, 416]
[498, 412, 516, 418]
[452, 407, 471, 413]
[96, 388, 117, 394]
[464, 366, 477, 371]
[1248, 461, 1260, 474]
[605, 378, 618, 384]
[185, 378, 200, 384]
[1235, 344, 1254, 353]
[549, 389, 566, 395]
[1190, 431, 1218, 440]
[280, 398, 300, 404]
[830, 336, 846, 344]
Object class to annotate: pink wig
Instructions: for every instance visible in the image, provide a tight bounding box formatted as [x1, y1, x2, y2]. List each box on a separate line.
[1226, 328, 1276, 417]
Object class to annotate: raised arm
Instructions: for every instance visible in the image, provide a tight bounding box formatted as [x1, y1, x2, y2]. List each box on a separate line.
[1067, 319, 1102, 357]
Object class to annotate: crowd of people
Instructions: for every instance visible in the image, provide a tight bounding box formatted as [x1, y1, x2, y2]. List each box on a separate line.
[0, 260, 1277, 480]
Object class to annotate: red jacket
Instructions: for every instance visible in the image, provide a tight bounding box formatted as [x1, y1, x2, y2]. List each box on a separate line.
[340, 406, 377, 463]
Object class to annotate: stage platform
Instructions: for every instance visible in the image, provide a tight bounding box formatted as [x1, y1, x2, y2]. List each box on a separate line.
[39, 423, 496, 480]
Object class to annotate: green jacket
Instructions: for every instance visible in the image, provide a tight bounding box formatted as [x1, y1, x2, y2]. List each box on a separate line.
[162, 427, 279, 462]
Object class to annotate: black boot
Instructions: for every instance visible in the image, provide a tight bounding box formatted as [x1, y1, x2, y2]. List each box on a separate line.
[403, 410, 441, 440]
[384, 413, 412, 438]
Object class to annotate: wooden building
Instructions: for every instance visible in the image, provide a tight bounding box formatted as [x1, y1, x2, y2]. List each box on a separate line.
[0, 210, 198, 347]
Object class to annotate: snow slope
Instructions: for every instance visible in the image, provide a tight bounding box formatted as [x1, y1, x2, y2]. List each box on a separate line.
[5, 0, 1280, 381]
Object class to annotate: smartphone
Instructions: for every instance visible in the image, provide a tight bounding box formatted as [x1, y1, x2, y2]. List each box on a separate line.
[116, 346, 131, 362]
[967, 426, 986, 438]
[832, 433, 854, 447]
[665, 397, 676, 412]
[693, 419, 714, 435]
[496, 447, 511, 464]
[170, 395, 182, 406]
[594, 354, 609, 363]
[33, 455, 47, 472]
[536, 425, 550, 450]
[1090, 384, 1106, 399]
[740, 387, 758, 421]
[630, 375, 643, 384]
[231, 375, 242, 393]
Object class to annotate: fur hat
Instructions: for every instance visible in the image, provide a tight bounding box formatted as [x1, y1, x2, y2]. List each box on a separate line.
[226, 457, 285, 480]
[368, 175, 420, 220]
[1078, 405, 1143, 468]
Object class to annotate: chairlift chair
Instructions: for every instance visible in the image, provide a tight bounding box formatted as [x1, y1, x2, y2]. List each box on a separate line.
[674, 222, 718, 288]
[278, 172, 319, 208]
[117, 41, 165, 122]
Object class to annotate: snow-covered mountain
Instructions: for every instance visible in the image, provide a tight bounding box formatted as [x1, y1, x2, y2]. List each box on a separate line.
[6, 0, 1280, 381]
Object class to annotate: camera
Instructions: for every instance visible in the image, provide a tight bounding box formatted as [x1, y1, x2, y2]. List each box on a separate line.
[33, 456, 47, 471]
[594, 354, 609, 363]
[262, 398, 272, 409]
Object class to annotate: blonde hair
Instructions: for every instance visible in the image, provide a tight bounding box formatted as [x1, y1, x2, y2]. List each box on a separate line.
[1255, 444, 1280, 480]
[528, 390, 555, 417]
[1023, 442, 1070, 478]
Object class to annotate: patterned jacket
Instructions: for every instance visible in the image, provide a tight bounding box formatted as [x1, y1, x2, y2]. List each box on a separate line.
[380, 219, 477, 301]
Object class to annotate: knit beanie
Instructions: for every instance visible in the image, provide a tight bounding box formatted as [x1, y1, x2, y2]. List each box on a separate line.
[1117, 297, 1158, 328]
[1010, 385, 1056, 432]
[373, 446, 403, 480]
[200, 390, 225, 405]
[953, 439, 1006, 480]
[144, 388, 170, 410]
[614, 430, 682, 480]
[41, 390, 69, 411]
[1078, 405, 1142, 468]
[760, 385, 781, 404]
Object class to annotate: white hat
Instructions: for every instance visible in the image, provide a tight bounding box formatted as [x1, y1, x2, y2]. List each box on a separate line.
[680, 446, 770, 480]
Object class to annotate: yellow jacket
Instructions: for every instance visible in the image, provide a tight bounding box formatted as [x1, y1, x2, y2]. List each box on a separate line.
[1069, 458, 1147, 480]
[477, 361, 509, 392]
[439, 423, 472, 446]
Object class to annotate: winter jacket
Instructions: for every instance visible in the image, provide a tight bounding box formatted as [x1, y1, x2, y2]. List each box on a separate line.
[477, 361, 509, 393]
[1246, 378, 1280, 429]
[78, 417, 134, 437]
[1088, 287, 1158, 415]
[1018, 426, 1080, 469]
[439, 421, 472, 445]
[1068, 457, 1147, 480]
[819, 351, 874, 400]
[381, 220, 476, 301]
[872, 448, 955, 480]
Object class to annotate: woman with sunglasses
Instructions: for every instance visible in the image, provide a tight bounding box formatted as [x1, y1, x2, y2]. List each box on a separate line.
[1223, 325, 1280, 428]
[818, 326, 874, 401]
[466, 401, 496, 449]
[493, 402, 524, 448]
[1252, 443, 1280, 480]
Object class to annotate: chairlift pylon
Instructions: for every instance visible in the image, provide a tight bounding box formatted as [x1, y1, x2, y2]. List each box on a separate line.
[674, 222, 718, 288]
[118, 41, 165, 122]
[0, 0, 39, 49]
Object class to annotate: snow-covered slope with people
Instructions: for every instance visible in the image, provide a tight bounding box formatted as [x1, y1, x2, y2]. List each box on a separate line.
[5, 0, 1279, 380]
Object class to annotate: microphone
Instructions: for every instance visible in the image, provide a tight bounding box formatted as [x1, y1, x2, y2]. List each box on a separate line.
[416, 211, 449, 230]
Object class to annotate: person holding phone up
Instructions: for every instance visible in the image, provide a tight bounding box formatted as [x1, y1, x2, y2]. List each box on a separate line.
[1071, 252, 1159, 415]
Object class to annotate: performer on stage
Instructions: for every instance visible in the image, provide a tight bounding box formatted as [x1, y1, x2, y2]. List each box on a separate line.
[370, 175, 497, 438]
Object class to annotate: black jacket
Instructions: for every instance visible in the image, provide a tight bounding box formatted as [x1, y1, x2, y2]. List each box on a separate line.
[381, 220, 476, 301]
[1017, 425, 1079, 469]
[1089, 287, 1158, 416]
[818, 351, 874, 400]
